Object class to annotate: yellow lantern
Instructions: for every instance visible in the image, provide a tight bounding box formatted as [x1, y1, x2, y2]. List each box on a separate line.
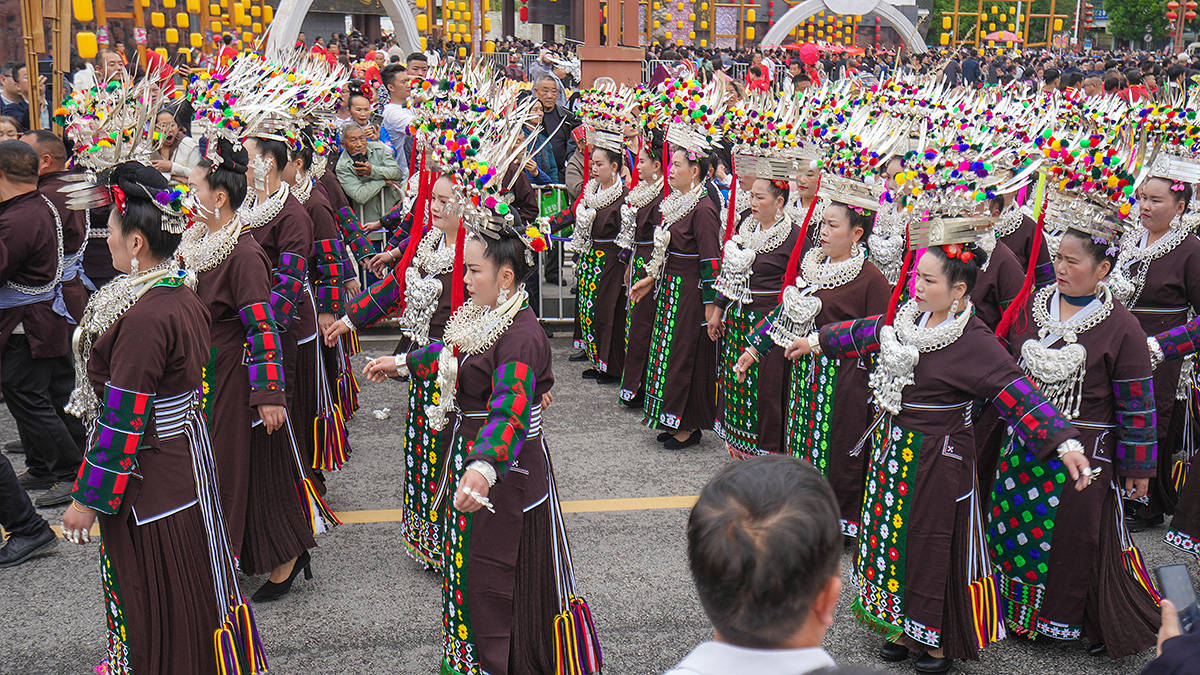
[701, 1, 708, 8]
[190, 32, 202, 47]
[177, 12, 188, 27]
[746, 26, 755, 39]
[652, 1, 660, 8]
[689, 12, 695, 20]
[464, 11, 472, 21]
[991, 5, 997, 11]
[242, 31, 251, 43]
[988, 22, 995, 30]
[700, 20, 707, 29]
[1008, 22, 1014, 30]
[1054, 18, 1063, 30]
[664, 11, 672, 20]
[988, 39, 996, 46]
[252, 21, 261, 32]
[942, 16, 951, 29]
[251, 5, 260, 15]
[151, 11, 165, 27]
[211, 20, 221, 31]
[76, 31, 98, 59]
[154, 47, 168, 59]
[664, 30, 672, 39]
[459, 0, 467, 10]
[998, 13, 1006, 22]
[263, 5, 272, 22]
[415, 0, 425, 6]
[653, 19, 660, 28]
[452, 9, 460, 19]
[178, 47, 191, 59]
[940, 32, 950, 44]
[746, 8, 755, 21]
[210, 4, 219, 14]
[700, 38, 707, 46]
[166, 28, 179, 42]
[457, 46, 467, 58]
[73, 0, 94, 22]
[484, 40, 495, 52]
[483, 17, 491, 31]
[689, 30, 696, 39]
[417, 14, 428, 30]
[186, 0, 199, 12]
[163, 0, 174, 7]
[419, 36, 427, 50]
[238, 9, 250, 25]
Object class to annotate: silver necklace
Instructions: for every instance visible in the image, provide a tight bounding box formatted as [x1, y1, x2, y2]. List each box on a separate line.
[1020, 284, 1112, 420]
[1109, 220, 1192, 307]
[995, 205, 1024, 238]
[442, 287, 528, 356]
[399, 230, 452, 345]
[715, 215, 793, 304]
[870, 299, 973, 415]
[616, 177, 662, 250]
[800, 246, 866, 290]
[415, 228, 455, 275]
[291, 174, 314, 205]
[179, 216, 242, 274]
[646, 184, 706, 280]
[571, 177, 624, 252]
[238, 184, 290, 231]
[5, 194, 64, 296]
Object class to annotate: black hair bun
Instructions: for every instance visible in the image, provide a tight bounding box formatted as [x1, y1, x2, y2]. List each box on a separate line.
[110, 160, 169, 199]
[961, 241, 989, 269]
[216, 138, 248, 174]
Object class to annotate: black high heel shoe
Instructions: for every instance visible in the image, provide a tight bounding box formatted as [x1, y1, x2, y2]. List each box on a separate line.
[252, 550, 312, 602]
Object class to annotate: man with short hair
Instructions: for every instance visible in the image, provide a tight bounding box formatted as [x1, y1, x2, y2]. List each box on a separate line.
[666, 455, 841, 674]
[406, 52, 429, 78]
[533, 74, 579, 181]
[380, 64, 413, 180]
[0, 63, 29, 130]
[0, 140, 85, 508]
[1042, 67, 1061, 93]
[21, 129, 89, 321]
[1082, 75, 1104, 98]
[335, 123, 403, 229]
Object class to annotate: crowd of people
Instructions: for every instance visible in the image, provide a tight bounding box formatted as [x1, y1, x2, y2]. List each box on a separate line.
[6, 31, 1200, 675]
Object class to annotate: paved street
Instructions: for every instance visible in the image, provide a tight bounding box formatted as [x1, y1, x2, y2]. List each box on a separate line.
[3, 334, 1193, 674]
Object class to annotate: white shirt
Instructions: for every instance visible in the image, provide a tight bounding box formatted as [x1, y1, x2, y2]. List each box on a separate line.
[664, 642, 836, 675]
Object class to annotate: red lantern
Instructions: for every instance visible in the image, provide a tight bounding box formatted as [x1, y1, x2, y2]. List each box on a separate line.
[1167, 10, 1179, 19]
[1188, 1, 1198, 9]
[1168, 1, 1180, 9]
[519, 5, 528, 20]
[767, 0, 774, 5]
[1188, 9, 1197, 18]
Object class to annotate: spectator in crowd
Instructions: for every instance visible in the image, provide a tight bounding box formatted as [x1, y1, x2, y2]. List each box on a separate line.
[782, 60, 803, 95]
[746, 64, 770, 93]
[73, 48, 126, 91]
[666, 455, 842, 675]
[533, 74, 579, 183]
[504, 53, 527, 82]
[0, 63, 31, 130]
[406, 51, 430, 78]
[942, 51, 962, 86]
[335, 123, 403, 231]
[528, 50, 558, 89]
[150, 108, 200, 180]
[0, 115, 19, 141]
[423, 38, 442, 68]
[1140, 598, 1200, 674]
[962, 48, 981, 86]
[347, 91, 379, 141]
[1041, 67, 1061, 93]
[215, 34, 238, 71]
[521, 104, 557, 185]
[380, 64, 413, 181]
[1082, 75, 1104, 97]
[22, 129, 89, 323]
[0, 140, 86, 508]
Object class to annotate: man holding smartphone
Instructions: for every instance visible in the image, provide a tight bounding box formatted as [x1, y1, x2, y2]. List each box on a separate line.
[334, 123, 404, 285]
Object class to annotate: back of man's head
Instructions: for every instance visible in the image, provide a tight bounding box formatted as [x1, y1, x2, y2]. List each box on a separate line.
[687, 455, 840, 649]
[0, 139, 40, 184]
[21, 129, 66, 171]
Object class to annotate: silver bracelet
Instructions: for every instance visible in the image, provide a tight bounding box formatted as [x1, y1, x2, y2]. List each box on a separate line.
[806, 332, 822, 356]
[341, 315, 356, 331]
[466, 460, 497, 487]
[1056, 438, 1085, 459]
[1147, 336, 1165, 369]
[461, 486, 496, 513]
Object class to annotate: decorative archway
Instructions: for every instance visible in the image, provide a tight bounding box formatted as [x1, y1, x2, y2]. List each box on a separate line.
[761, 0, 928, 54]
[266, 0, 421, 54]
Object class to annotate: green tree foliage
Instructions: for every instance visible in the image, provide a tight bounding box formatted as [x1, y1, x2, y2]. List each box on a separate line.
[1105, 0, 1168, 44]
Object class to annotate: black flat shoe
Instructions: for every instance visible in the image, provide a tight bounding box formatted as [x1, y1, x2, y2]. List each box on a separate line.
[656, 431, 672, 442]
[581, 368, 600, 380]
[664, 430, 702, 450]
[4, 439, 23, 454]
[34, 482, 73, 508]
[914, 653, 952, 673]
[620, 393, 643, 408]
[594, 372, 618, 384]
[1125, 513, 1164, 532]
[878, 641, 909, 662]
[0, 527, 56, 567]
[1086, 642, 1107, 657]
[568, 350, 589, 362]
[252, 550, 312, 602]
[16, 471, 54, 491]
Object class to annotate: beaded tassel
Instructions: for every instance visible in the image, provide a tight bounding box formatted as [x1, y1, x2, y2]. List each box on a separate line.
[553, 612, 580, 675]
[301, 476, 341, 535]
[213, 620, 243, 675]
[233, 603, 269, 673]
[1122, 546, 1162, 604]
[569, 596, 602, 674]
[312, 405, 349, 471]
[968, 574, 1001, 650]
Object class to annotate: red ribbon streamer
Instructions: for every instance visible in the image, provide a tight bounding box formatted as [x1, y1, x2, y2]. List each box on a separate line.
[391, 150, 429, 312]
[993, 204, 1046, 340]
[776, 178, 822, 302]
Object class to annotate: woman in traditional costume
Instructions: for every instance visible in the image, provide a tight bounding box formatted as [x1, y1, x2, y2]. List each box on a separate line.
[60, 161, 267, 675]
[988, 214, 1159, 657]
[784, 203, 1092, 672]
[617, 135, 666, 407]
[712, 175, 798, 458]
[571, 143, 628, 382]
[180, 137, 329, 601]
[738, 171, 891, 535]
[1108, 170, 1200, 531]
[324, 173, 461, 569]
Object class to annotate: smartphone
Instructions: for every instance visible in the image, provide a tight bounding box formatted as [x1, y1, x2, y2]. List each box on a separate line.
[1154, 564, 1200, 634]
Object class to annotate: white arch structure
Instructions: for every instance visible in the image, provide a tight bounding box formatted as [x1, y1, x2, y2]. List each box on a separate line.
[266, 0, 422, 54]
[761, 0, 929, 54]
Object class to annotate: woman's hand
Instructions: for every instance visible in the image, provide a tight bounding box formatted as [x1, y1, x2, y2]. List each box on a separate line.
[541, 392, 554, 410]
[60, 502, 97, 544]
[453, 469, 492, 513]
[734, 350, 757, 383]
[1060, 450, 1094, 492]
[705, 304, 724, 342]
[257, 404, 287, 434]
[317, 312, 336, 336]
[1124, 476, 1150, 501]
[629, 276, 655, 304]
[367, 250, 399, 277]
[362, 220, 383, 232]
[324, 317, 351, 347]
[362, 356, 400, 384]
[784, 337, 814, 361]
[343, 279, 362, 296]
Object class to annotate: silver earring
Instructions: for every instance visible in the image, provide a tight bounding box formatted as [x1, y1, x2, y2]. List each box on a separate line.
[497, 286, 510, 304]
[949, 297, 960, 316]
[130, 255, 139, 275]
[251, 155, 268, 192]
[850, 241, 861, 257]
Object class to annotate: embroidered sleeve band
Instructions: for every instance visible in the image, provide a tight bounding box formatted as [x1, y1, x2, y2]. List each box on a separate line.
[345, 271, 403, 329]
[993, 377, 1079, 459]
[745, 310, 779, 357]
[700, 256, 720, 304]
[466, 361, 536, 475]
[1113, 377, 1158, 476]
[312, 238, 346, 313]
[72, 384, 155, 514]
[407, 342, 445, 380]
[334, 206, 377, 263]
[1155, 315, 1200, 362]
[237, 302, 286, 404]
[270, 252, 308, 331]
[818, 315, 884, 359]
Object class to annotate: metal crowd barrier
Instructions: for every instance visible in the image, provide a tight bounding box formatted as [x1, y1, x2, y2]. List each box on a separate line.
[532, 182, 575, 328]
